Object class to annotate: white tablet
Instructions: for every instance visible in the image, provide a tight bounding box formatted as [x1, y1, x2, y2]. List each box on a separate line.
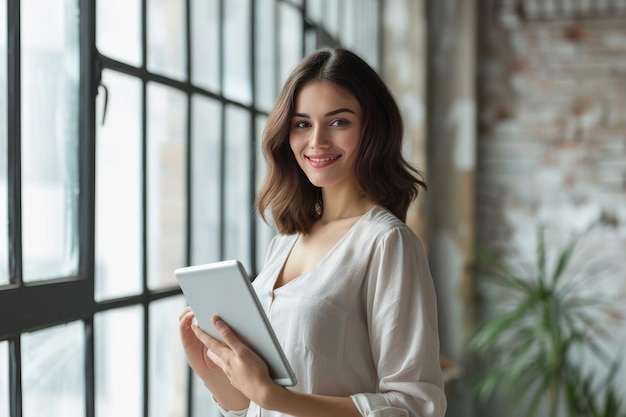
[175, 260, 296, 387]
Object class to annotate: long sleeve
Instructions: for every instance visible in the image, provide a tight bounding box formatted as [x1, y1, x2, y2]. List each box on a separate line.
[350, 228, 447, 417]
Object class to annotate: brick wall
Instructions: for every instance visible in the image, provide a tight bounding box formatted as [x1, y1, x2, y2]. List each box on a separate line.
[477, 16, 626, 394]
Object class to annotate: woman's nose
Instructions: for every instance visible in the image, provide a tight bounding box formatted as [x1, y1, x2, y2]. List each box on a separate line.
[309, 126, 329, 149]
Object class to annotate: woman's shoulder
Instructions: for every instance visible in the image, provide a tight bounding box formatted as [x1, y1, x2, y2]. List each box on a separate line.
[267, 232, 297, 249]
[361, 205, 414, 237]
[357, 205, 427, 252]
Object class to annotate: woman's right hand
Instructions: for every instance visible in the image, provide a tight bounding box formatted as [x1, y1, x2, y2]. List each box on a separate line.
[178, 307, 222, 380]
[178, 307, 250, 411]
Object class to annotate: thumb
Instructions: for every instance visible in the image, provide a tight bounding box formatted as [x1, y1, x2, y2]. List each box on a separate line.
[212, 316, 244, 351]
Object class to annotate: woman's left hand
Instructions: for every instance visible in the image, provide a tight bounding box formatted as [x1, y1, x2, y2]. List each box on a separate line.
[191, 315, 279, 406]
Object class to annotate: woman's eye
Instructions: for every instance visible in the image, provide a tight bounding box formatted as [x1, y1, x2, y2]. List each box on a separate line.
[330, 119, 348, 127]
[294, 121, 309, 128]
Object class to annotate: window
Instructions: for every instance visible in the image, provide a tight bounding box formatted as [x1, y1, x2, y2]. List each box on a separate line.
[0, 1, 381, 416]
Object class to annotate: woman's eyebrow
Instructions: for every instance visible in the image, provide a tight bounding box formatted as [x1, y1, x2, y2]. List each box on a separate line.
[292, 108, 357, 118]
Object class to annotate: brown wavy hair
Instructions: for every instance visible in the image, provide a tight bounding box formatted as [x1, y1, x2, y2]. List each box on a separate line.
[256, 48, 426, 235]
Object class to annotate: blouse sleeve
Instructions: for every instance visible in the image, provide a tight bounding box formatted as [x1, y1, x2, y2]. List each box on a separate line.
[350, 227, 447, 417]
[212, 397, 248, 417]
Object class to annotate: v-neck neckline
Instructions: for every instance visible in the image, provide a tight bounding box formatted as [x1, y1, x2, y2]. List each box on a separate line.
[271, 205, 379, 292]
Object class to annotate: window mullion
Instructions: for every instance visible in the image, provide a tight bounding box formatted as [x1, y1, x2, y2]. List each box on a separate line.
[249, 0, 257, 273]
[7, 0, 23, 288]
[218, 0, 226, 260]
[9, 337, 22, 417]
[79, 0, 98, 413]
[140, 0, 150, 416]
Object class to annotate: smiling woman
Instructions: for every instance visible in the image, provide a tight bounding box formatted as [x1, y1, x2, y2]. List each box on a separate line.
[179, 48, 446, 417]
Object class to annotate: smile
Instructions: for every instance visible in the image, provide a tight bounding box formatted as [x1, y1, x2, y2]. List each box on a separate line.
[305, 154, 341, 168]
[306, 155, 340, 163]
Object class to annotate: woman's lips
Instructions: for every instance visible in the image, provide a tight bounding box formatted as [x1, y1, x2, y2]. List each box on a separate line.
[305, 154, 341, 168]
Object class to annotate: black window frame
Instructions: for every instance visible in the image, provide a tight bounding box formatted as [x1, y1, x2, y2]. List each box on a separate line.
[1, 1, 382, 416]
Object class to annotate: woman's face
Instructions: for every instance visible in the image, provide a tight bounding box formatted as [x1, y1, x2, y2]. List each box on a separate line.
[289, 81, 363, 192]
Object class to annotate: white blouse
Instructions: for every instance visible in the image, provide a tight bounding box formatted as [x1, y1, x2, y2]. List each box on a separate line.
[217, 205, 446, 417]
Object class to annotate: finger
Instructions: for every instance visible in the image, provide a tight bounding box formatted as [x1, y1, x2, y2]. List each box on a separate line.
[178, 311, 195, 333]
[190, 323, 231, 372]
[191, 322, 229, 355]
[178, 306, 193, 321]
[206, 347, 227, 371]
[211, 316, 245, 352]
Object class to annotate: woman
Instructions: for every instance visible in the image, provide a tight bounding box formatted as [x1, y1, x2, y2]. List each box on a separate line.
[179, 48, 446, 417]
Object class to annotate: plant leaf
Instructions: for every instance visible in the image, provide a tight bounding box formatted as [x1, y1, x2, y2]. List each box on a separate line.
[552, 236, 578, 285]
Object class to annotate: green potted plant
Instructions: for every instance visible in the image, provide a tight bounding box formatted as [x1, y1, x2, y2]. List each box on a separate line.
[470, 227, 625, 417]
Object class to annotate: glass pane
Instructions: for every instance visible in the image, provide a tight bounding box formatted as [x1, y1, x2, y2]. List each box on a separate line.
[0, 0, 7, 285]
[0, 341, 8, 417]
[192, 374, 218, 417]
[95, 306, 143, 417]
[149, 296, 187, 417]
[147, 83, 187, 289]
[305, 0, 322, 24]
[351, 0, 378, 70]
[324, 0, 340, 39]
[304, 27, 317, 56]
[255, 115, 275, 272]
[190, 0, 220, 93]
[278, 2, 302, 85]
[224, 106, 251, 271]
[342, 0, 357, 47]
[147, 0, 187, 80]
[22, 321, 84, 417]
[223, 0, 252, 104]
[97, 0, 141, 66]
[255, 0, 277, 112]
[95, 71, 143, 301]
[191, 96, 221, 265]
[21, 0, 80, 282]
[366, 0, 379, 70]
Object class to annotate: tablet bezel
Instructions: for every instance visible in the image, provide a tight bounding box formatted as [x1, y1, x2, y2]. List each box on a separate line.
[175, 260, 296, 387]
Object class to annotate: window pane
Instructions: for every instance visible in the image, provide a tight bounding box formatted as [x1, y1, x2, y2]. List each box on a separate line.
[255, 115, 275, 272]
[324, 0, 340, 39]
[223, 0, 252, 104]
[190, 0, 220, 93]
[342, 0, 357, 46]
[278, 2, 302, 85]
[224, 106, 251, 270]
[191, 96, 221, 265]
[147, 0, 187, 80]
[255, 0, 277, 112]
[304, 26, 317, 56]
[97, 0, 142, 66]
[366, 0, 379, 69]
[95, 306, 143, 417]
[0, 341, 8, 417]
[147, 83, 187, 289]
[149, 296, 187, 417]
[96, 71, 143, 301]
[22, 322, 84, 417]
[0, 0, 7, 285]
[191, 373, 218, 417]
[21, 0, 80, 282]
[305, 0, 322, 24]
[350, 0, 379, 70]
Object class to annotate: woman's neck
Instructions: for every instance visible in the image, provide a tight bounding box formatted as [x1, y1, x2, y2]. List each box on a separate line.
[319, 187, 375, 224]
